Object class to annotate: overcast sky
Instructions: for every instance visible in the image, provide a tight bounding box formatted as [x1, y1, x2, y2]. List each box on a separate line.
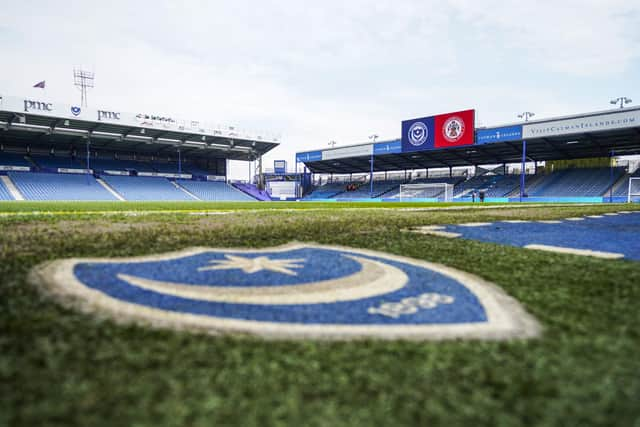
[1, 0, 639, 178]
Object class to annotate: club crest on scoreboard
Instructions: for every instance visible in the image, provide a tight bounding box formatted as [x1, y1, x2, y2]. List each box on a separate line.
[29, 243, 541, 340]
[442, 116, 465, 143]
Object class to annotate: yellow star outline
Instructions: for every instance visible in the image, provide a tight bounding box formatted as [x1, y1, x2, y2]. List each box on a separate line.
[197, 255, 306, 276]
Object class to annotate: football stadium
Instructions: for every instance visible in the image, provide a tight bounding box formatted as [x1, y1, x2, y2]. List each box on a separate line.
[2, 3, 640, 427]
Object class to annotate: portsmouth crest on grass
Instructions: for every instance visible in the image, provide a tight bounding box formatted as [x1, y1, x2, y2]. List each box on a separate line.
[29, 243, 540, 340]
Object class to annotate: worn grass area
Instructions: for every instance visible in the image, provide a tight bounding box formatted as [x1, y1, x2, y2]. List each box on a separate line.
[1, 203, 640, 427]
[0, 200, 472, 213]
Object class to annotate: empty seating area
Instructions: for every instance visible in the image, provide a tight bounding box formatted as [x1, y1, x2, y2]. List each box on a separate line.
[101, 175, 193, 201]
[0, 151, 219, 176]
[7, 172, 116, 201]
[304, 182, 354, 199]
[0, 152, 31, 168]
[384, 177, 463, 199]
[301, 167, 637, 201]
[177, 181, 255, 201]
[30, 155, 84, 170]
[0, 179, 13, 200]
[453, 175, 496, 197]
[0, 163, 637, 202]
[83, 158, 157, 172]
[341, 181, 403, 198]
[613, 169, 640, 197]
[452, 175, 520, 198]
[233, 183, 271, 201]
[528, 168, 624, 197]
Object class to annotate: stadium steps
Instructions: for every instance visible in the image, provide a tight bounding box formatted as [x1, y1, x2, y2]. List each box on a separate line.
[25, 156, 40, 170]
[528, 170, 571, 196]
[608, 173, 632, 197]
[0, 175, 24, 200]
[506, 174, 544, 197]
[454, 188, 474, 199]
[377, 183, 408, 198]
[505, 175, 536, 197]
[232, 183, 270, 201]
[96, 178, 125, 201]
[172, 181, 202, 200]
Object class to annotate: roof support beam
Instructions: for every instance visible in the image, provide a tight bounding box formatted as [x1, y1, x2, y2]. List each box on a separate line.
[416, 151, 451, 167]
[541, 138, 572, 160]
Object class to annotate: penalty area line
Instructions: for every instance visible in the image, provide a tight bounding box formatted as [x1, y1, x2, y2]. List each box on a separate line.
[524, 244, 624, 259]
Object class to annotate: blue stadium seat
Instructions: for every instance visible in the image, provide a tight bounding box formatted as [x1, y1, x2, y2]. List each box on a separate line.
[7, 172, 116, 201]
[613, 169, 640, 197]
[0, 178, 14, 200]
[177, 180, 255, 201]
[83, 158, 157, 172]
[30, 155, 83, 170]
[527, 168, 624, 197]
[101, 175, 193, 201]
[0, 152, 31, 167]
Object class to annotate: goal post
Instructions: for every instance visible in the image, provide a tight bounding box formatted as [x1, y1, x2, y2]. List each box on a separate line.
[628, 177, 640, 203]
[399, 183, 454, 202]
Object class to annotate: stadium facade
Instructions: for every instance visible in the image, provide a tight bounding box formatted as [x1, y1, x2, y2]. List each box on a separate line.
[1, 91, 639, 203]
[0, 93, 278, 201]
[296, 107, 640, 203]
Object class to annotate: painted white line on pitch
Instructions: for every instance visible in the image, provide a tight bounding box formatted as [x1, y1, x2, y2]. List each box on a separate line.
[565, 217, 585, 221]
[604, 213, 619, 216]
[586, 215, 605, 218]
[412, 225, 445, 231]
[537, 220, 562, 224]
[502, 220, 530, 223]
[411, 226, 461, 238]
[458, 222, 492, 227]
[417, 230, 462, 238]
[524, 244, 624, 259]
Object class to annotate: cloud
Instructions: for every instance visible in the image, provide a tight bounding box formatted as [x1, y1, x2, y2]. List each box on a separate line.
[0, 0, 639, 178]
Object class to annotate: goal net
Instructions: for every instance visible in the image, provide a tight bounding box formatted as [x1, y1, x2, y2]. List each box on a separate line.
[628, 177, 640, 203]
[399, 183, 454, 202]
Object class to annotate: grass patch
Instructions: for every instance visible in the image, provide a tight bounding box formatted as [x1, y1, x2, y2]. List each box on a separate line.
[1, 203, 639, 426]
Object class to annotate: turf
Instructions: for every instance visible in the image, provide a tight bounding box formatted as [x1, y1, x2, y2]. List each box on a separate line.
[1, 202, 640, 426]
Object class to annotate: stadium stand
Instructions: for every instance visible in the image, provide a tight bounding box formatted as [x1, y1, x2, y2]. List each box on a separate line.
[451, 175, 495, 197]
[302, 167, 631, 201]
[304, 182, 350, 200]
[177, 180, 255, 201]
[384, 177, 464, 199]
[82, 158, 157, 172]
[527, 167, 624, 197]
[150, 162, 212, 176]
[0, 179, 14, 200]
[613, 169, 640, 197]
[0, 151, 31, 168]
[184, 165, 215, 176]
[100, 175, 193, 201]
[150, 162, 184, 174]
[233, 183, 272, 201]
[30, 154, 84, 170]
[7, 171, 116, 201]
[340, 180, 403, 199]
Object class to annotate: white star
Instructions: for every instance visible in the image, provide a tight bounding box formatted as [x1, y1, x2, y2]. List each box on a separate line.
[198, 255, 306, 276]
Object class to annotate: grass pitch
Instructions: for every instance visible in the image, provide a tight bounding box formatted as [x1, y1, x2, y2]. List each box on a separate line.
[1, 202, 640, 427]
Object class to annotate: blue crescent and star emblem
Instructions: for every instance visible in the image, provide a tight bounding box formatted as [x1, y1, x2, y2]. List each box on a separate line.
[31, 244, 539, 340]
[70, 106, 81, 116]
[408, 122, 428, 146]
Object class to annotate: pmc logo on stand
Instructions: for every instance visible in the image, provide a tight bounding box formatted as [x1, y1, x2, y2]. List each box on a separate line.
[29, 243, 540, 340]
